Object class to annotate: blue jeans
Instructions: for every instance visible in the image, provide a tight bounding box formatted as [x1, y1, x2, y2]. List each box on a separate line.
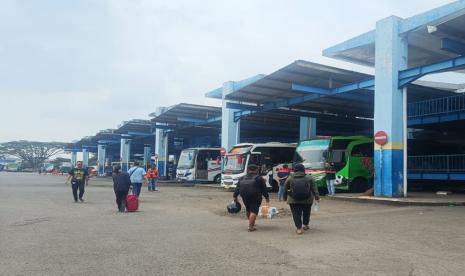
[326, 179, 335, 195]
[278, 184, 285, 201]
[132, 183, 142, 197]
[148, 179, 158, 191]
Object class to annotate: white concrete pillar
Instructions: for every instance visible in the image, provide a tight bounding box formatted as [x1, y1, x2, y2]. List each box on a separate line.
[299, 117, 317, 140]
[70, 152, 77, 167]
[97, 144, 106, 176]
[82, 149, 89, 168]
[120, 138, 131, 172]
[143, 144, 151, 170]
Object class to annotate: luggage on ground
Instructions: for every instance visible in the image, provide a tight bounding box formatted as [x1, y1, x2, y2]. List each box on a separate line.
[126, 190, 139, 212]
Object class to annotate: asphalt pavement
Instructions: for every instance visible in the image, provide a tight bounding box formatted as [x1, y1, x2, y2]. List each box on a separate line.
[1, 172, 464, 276]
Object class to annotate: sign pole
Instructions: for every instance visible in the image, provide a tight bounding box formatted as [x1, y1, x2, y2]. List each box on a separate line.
[380, 145, 383, 197]
[374, 131, 388, 197]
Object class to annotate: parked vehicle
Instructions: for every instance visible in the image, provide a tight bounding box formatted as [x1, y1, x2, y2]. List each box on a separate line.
[222, 142, 296, 191]
[176, 148, 222, 183]
[295, 136, 374, 193]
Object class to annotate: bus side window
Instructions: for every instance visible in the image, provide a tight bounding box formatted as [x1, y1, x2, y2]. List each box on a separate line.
[351, 143, 374, 157]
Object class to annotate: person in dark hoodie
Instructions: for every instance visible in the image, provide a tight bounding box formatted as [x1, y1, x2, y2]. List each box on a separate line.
[233, 165, 270, 232]
[284, 163, 320, 235]
[112, 165, 132, 212]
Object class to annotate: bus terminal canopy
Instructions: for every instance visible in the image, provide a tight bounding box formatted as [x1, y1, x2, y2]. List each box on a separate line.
[226, 60, 460, 123]
[226, 60, 375, 119]
[115, 119, 153, 136]
[323, 1, 465, 70]
[150, 103, 222, 130]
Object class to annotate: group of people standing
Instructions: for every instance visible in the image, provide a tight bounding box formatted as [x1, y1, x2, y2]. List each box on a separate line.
[234, 163, 320, 235]
[112, 162, 159, 212]
[66, 161, 159, 212]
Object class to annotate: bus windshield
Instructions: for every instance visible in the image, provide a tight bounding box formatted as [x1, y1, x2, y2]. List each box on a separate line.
[177, 149, 196, 170]
[295, 139, 330, 169]
[223, 154, 247, 174]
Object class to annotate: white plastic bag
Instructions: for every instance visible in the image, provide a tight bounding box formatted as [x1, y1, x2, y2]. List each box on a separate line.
[312, 201, 320, 212]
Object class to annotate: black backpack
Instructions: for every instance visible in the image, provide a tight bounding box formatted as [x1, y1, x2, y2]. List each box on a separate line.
[290, 176, 311, 200]
[238, 175, 261, 199]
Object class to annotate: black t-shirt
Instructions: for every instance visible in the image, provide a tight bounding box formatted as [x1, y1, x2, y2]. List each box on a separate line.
[69, 168, 89, 183]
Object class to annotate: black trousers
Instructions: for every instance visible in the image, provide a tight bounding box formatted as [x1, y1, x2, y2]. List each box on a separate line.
[71, 182, 85, 201]
[289, 203, 311, 229]
[115, 190, 129, 211]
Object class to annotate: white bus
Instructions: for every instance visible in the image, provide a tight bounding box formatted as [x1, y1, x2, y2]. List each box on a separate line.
[221, 142, 296, 191]
[176, 148, 222, 183]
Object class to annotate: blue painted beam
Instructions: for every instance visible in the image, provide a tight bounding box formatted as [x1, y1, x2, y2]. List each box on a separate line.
[226, 102, 262, 111]
[177, 117, 209, 124]
[332, 78, 375, 94]
[153, 124, 174, 130]
[441, 38, 465, 55]
[127, 131, 152, 136]
[291, 83, 331, 95]
[399, 55, 465, 87]
[97, 140, 120, 144]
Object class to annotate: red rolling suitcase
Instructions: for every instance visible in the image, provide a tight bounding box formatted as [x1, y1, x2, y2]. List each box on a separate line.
[126, 189, 139, 212]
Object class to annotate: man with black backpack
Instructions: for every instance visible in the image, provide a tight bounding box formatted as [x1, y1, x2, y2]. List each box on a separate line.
[233, 165, 270, 232]
[284, 163, 320, 235]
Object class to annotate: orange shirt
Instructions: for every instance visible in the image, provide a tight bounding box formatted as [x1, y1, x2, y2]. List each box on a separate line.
[146, 169, 159, 179]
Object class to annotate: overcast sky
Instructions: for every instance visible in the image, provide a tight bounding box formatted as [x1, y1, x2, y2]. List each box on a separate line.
[0, 0, 458, 143]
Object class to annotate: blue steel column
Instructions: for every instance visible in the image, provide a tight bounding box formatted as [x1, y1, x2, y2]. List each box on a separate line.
[299, 117, 316, 140]
[221, 81, 240, 151]
[120, 138, 131, 172]
[82, 149, 89, 168]
[70, 152, 77, 167]
[374, 16, 408, 197]
[143, 144, 151, 170]
[97, 144, 106, 176]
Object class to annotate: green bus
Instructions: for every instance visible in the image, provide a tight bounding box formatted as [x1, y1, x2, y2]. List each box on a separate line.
[295, 136, 374, 193]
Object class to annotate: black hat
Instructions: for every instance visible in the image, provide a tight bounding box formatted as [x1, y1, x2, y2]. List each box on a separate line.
[294, 163, 305, 173]
[247, 164, 259, 172]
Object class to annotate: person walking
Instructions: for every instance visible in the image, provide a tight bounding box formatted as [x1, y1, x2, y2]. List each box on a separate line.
[284, 163, 320, 235]
[277, 164, 290, 201]
[233, 165, 270, 232]
[325, 162, 336, 196]
[146, 165, 159, 192]
[127, 162, 147, 197]
[65, 161, 89, 203]
[111, 165, 131, 212]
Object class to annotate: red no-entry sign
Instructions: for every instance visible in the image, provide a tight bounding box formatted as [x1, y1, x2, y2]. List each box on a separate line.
[374, 131, 388, 146]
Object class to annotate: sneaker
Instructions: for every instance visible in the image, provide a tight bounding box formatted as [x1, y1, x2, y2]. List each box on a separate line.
[74, 200, 78, 203]
[303, 225, 310, 231]
[248, 226, 256, 232]
[296, 229, 303, 235]
[79, 198, 84, 202]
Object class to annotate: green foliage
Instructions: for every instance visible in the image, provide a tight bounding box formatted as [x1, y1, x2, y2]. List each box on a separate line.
[0, 140, 67, 169]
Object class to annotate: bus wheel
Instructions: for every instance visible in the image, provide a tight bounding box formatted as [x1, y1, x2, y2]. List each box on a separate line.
[214, 174, 221, 184]
[350, 178, 368, 193]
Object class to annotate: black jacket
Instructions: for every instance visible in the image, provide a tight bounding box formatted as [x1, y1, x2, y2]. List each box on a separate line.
[112, 172, 132, 192]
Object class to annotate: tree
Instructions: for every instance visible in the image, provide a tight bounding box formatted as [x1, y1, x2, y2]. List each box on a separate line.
[0, 141, 67, 170]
